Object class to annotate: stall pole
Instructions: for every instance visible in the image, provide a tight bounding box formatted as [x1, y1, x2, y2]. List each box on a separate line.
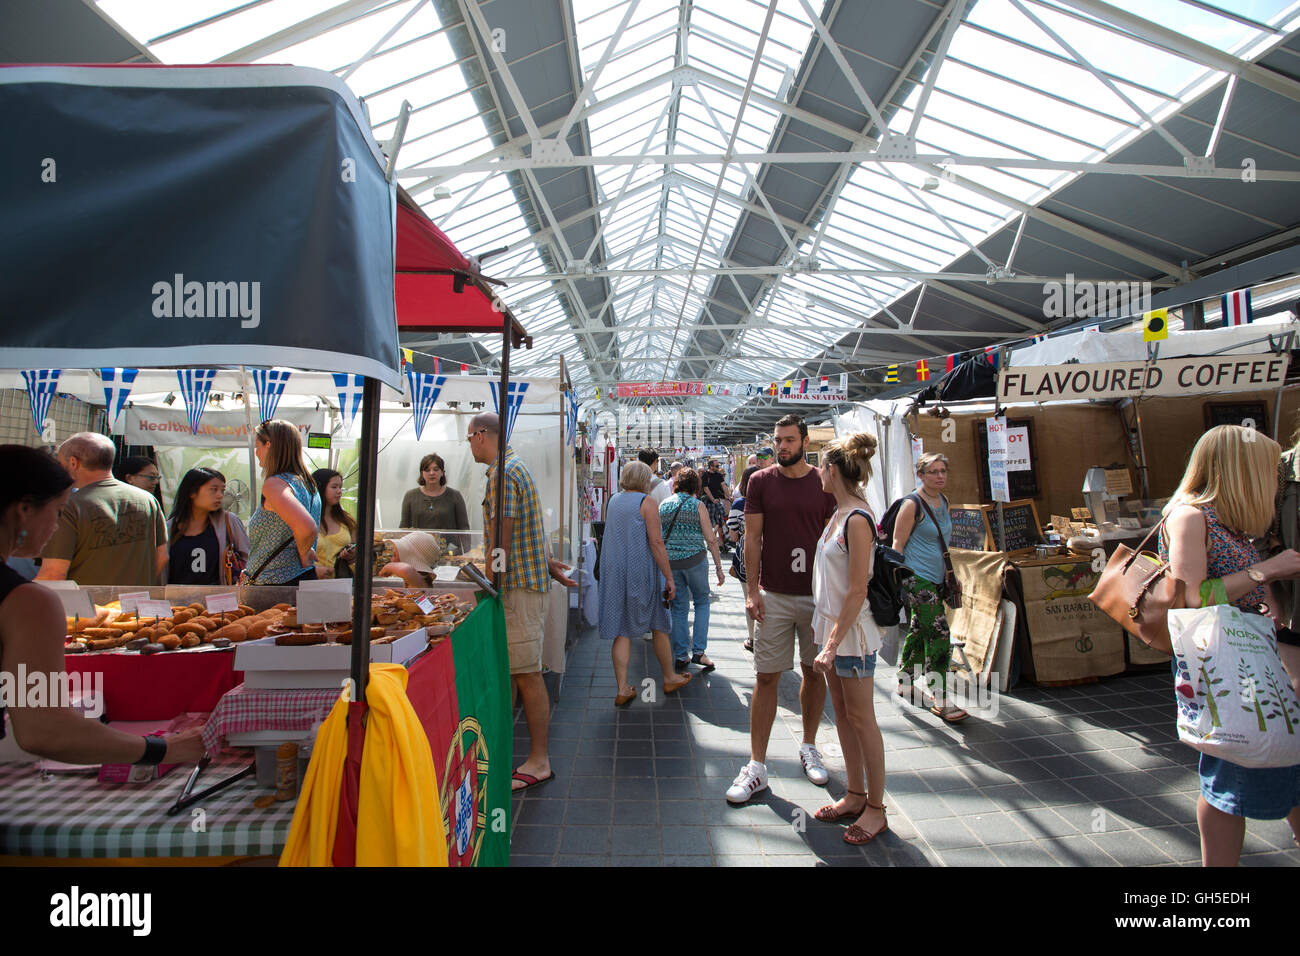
[493, 317, 510, 590]
[1272, 330, 1296, 440]
[238, 367, 260, 505]
[993, 347, 1008, 552]
[348, 377, 382, 704]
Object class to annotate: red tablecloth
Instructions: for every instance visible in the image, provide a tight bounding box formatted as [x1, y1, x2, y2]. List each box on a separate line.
[65, 649, 242, 721]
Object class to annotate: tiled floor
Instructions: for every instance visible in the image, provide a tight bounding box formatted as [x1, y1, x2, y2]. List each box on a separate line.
[511, 579, 1300, 867]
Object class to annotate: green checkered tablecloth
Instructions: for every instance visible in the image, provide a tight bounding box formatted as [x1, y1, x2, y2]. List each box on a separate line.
[0, 753, 294, 860]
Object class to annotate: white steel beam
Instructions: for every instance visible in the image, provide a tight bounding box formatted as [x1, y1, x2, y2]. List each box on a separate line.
[554, 0, 643, 146]
[905, 0, 965, 141]
[341, 0, 428, 80]
[457, 0, 542, 141]
[215, 0, 391, 62]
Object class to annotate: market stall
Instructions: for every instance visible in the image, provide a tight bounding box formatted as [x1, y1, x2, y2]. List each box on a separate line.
[0, 63, 522, 866]
[837, 318, 1300, 688]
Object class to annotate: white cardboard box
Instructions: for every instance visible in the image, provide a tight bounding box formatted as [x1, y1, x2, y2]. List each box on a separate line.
[234, 627, 429, 688]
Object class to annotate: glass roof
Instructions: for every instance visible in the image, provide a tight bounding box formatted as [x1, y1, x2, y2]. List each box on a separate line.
[95, 0, 1300, 435]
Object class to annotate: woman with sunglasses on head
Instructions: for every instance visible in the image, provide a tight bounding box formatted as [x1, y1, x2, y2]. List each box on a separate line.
[117, 455, 164, 508]
[0, 445, 205, 767]
[166, 467, 248, 585]
[243, 420, 321, 585]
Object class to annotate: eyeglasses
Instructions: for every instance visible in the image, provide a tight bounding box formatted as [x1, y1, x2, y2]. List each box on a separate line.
[465, 429, 487, 441]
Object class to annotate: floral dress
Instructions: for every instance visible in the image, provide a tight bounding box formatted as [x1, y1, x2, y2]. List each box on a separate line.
[1160, 504, 1300, 819]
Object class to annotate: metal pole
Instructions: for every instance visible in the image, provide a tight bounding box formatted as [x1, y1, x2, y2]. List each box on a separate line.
[348, 377, 382, 705]
[1272, 330, 1295, 441]
[993, 347, 1008, 552]
[493, 318, 510, 590]
[239, 367, 260, 506]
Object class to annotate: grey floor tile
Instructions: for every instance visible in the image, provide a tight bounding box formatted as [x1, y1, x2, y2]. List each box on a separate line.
[1067, 774, 1134, 804]
[1013, 806, 1082, 839]
[939, 789, 1001, 816]
[514, 799, 566, 826]
[915, 818, 982, 850]
[565, 799, 613, 825]
[989, 842, 1060, 866]
[661, 826, 713, 855]
[560, 827, 612, 855]
[965, 812, 1031, 846]
[510, 854, 555, 867]
[710, 827, 763, 855]
[658, 777, 701, 800]
[1087, 830, 1175, 866]
[1040, 835, 1120, 866]
[611, 825, 661, 855]
[554, 854, 607, 867]
[663, 855, 714, 866]
[510, 826, 560, 854]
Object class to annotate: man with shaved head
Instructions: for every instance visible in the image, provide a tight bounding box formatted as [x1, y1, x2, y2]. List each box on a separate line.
[468, 411, 576, 793]
[37, 432, 168, 585]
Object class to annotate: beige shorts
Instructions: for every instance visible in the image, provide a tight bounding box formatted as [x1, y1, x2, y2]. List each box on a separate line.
[753, 590, 817, 674]
[503, 586, 548, 675]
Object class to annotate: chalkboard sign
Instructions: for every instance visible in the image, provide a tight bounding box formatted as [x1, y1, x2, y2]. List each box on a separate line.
[948, 506, 991, 551]
[985, 498, 1044, 551]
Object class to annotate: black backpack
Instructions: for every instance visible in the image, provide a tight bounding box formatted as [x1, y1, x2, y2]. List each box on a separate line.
[842, 509, 913, 627]
[877, 493, 924, 549]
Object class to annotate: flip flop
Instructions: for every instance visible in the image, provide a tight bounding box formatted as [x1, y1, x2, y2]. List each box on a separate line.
[691, 654, 716, 673]
[511, 770, 556, 792]
[930, 704, 969, 723]
[614, 688, 636, 707]
[664, 673, 692, 694]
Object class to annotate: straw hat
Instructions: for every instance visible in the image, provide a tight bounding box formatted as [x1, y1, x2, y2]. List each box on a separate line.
[395, 531, 441, 574]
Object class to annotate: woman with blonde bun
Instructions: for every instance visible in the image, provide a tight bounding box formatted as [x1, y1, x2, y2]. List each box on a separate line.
[1162, 424, 1300, 866]
[810, 432, 888, 844]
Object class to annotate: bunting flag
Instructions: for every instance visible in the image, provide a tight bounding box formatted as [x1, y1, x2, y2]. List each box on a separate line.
[251, 368, 292, 423]
[407, 370, 447, 440]
[433, 357, 441, 375]
[799, 379, 808, 394]
[916, 360, 930, 382]
[1221, 288, 1253, 326]
[460, 364, 469, 375]
[1033, 333, 1047, 344]
[21, 369, 61, 436]
[99, 367, 137, 427]
[782, 380, 793, 396]
[984, 346, 1001, 370]
[884, 365, 899, 384]
[839, 373, 848, 391]
[945, 354, 956, 374]
[563, 394, 580, 446]
[489, 381, 529, 443]
[176, 368, 218, 435]
[1143, 308, 1169, 342]
[819, 376, 829, 392]
[332, 373, 366, 433]
[400, 348, 414, 368]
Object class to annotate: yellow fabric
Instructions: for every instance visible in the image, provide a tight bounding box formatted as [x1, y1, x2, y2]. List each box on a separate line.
[280, 663, 448, 867]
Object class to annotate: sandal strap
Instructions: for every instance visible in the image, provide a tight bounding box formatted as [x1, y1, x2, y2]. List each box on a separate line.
[865, 800, 887, 811]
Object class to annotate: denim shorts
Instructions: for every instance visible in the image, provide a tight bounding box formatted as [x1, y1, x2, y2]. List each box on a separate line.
[834, 652, 877, 679]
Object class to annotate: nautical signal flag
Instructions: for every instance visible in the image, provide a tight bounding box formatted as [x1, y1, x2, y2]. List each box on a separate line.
[916, 360, 930, 382]
[884, 365, 899, 384]
[1143, 308, 1168, 341]
[945, 354, 956, 374]
[400, 347, 414, 367]
[1221, 288, 1253, 326]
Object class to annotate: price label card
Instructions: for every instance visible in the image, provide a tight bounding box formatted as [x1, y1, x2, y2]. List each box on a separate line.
[137, 599, 173, 621]
[1071, 507, 1092, 521]
[46, 583, 94, 619]
[205, 593, 240, 614]
[416, 596, 435, 614]
[118, 591, 152, 614]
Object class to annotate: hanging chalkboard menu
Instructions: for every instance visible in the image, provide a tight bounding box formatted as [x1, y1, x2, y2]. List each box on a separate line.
[948, 506, 991, 550]
[985, 498, 1044, 552]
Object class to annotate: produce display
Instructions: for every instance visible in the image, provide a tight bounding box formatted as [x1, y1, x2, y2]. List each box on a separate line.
[266, 589, 474, 646]
[64, 602, 284, 654]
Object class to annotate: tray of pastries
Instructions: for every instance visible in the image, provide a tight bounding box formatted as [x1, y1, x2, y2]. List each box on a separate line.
[64, 602, 291, 655]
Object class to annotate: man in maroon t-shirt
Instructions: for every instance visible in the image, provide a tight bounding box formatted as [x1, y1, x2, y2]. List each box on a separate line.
[726, 415, 836, 804]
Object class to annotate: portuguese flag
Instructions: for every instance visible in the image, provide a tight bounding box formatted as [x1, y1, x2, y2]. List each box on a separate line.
[405, 595, 512, 866]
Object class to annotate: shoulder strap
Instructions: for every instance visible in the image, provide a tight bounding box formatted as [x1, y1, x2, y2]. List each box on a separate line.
[914, 494, 956, 577]
[663, 497, 688, 540]
[841, 508, 876, 553]
[250, 535, 296, 583]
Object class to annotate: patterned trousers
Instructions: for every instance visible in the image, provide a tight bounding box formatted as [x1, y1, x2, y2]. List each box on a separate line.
[899, 574, 953, 695]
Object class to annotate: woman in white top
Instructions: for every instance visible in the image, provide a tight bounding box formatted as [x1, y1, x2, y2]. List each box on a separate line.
[810, 432, 887, 846]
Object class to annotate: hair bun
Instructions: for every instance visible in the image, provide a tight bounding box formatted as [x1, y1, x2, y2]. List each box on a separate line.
[844, 431, 877, 461]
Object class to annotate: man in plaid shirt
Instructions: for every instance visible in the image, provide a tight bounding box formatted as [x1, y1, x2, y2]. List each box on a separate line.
[469, 412, 575, 793]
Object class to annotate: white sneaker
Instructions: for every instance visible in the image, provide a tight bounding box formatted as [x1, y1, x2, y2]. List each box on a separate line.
[725, 761, 768, 804]
[799, 744, 829, 786]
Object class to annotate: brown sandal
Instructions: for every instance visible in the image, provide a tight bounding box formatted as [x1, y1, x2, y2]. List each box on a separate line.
[843, 801, 888, 845]
[815, 790, 866, 822]
[664, 673, 692, 694]
[614, 686, 636, 707]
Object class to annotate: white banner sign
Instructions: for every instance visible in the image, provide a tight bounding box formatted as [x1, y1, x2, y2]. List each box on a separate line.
[1005, 426, 1031, 472]
[117, 406, 325, 447]
[987, 416, 1010, 503]
[778, 389, 848, 404]
[997, 352, 1289, 403]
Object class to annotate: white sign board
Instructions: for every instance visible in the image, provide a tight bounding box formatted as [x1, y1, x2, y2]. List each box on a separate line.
[997, 353, 1288, 403]
[117, 406, 325, 448]
[986, 416, 1010, 504]
[43, 581, 94, 619]
[1005, 426, 1031, 472]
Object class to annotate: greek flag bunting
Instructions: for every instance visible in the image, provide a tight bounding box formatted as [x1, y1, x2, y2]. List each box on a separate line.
[252, 368, 292, 423]
[1221, 288, 1253, 326]
[176, 368, 218, 435]
[21, 369, 61, 436]
[333, 373, 366, 433]
[489, 381, 529, 443]
[99, 367, 137, 426]
[407, 370, 446, 440]
[563, 393, 579, 446]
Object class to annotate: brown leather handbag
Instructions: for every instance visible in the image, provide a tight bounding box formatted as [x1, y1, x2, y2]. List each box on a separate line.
[1087, 516, 1182, 654]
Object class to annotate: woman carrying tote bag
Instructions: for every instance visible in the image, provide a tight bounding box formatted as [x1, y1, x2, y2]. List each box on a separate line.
[1161, 425, 1300, 866]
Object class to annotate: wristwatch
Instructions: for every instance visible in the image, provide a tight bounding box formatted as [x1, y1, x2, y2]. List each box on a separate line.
[1246, 567, 1266, 584]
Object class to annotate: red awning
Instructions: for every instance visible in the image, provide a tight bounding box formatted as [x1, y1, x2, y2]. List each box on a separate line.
[395, 191, 530, 349]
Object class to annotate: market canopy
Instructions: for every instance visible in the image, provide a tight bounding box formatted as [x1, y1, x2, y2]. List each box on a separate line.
[0, 64, 402, 387]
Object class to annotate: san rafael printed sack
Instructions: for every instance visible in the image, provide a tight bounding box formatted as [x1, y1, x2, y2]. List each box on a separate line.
[1168, 605, 1300, 769]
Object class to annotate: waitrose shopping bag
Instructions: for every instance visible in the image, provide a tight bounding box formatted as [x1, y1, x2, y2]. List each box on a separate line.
[1168, 605, 1300, 768]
